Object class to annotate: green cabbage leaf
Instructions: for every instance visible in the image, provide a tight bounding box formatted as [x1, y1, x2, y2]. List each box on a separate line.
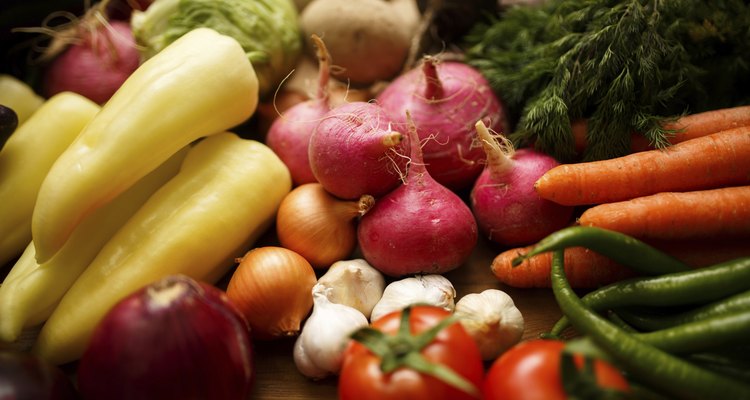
[132, 0, 302, 98]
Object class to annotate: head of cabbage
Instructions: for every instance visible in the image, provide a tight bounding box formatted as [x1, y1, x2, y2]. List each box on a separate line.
[132, 0, 302, 99]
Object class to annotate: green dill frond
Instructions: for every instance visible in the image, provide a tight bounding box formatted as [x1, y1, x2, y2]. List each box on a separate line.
[464, 0, 750, 162]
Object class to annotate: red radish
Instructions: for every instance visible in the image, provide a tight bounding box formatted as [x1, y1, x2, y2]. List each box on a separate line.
[42, 15, 140, 105]
[357, 111, 478, 277]
[470, 121, 573, 246]
[376, 56, 509, 191]
[308, 101, 406, 200]
[266, 35, 333, 185]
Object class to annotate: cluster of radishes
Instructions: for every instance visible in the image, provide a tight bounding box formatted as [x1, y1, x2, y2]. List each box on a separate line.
[266, 56, 573, 277]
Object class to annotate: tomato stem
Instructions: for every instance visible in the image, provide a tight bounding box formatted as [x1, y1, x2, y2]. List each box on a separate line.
[350, 306, 480, 398]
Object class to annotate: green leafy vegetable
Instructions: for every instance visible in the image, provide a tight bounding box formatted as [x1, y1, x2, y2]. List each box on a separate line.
[465, 0, 750, 162]
[131, 0, 302, 99]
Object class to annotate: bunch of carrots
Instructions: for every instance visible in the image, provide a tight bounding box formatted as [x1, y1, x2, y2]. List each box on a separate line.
[493, 105, 750, 288]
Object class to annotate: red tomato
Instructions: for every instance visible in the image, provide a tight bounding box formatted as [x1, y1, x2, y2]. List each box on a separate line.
[338, 306, 484, 400]
[483, 339, 629, 400]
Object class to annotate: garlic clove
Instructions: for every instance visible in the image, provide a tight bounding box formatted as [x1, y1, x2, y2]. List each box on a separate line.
[454, 289, 524, 361]
[316, 259, 385, 319]
[293, 334, 328, 379]
[370, 274, 456, 322]
[293, 284, 369, 379]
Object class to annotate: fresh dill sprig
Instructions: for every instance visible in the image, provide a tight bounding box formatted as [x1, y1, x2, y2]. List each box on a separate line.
[464, 0, 750, 162]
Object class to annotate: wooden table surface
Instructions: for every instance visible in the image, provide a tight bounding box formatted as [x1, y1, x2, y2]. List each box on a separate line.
[248, 236, 564, 399]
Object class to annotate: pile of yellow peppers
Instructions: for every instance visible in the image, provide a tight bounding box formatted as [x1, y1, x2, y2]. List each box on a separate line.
[0, 28, 292, 365]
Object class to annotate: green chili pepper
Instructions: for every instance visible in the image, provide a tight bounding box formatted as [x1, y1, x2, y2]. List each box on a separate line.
[632, 311, 750, 354]
[550, 257, 750, 336]
[550, 250, 750, 400]
[616, 289, 750, 331]
[513, 226, 690, 275]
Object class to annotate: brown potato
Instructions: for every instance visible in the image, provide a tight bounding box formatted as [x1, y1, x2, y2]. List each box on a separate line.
[299, 0, 420, 86]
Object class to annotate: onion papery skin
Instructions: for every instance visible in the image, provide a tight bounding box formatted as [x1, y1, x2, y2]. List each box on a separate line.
[44, 20, 140, 105]
[470, 148, 574, 246]
[276, 183, 374, 268]
[377, 59, 509, 191]
[77, 275, 254, 400]
[226, 246, 317, 340]
[308, 101, 408, 200]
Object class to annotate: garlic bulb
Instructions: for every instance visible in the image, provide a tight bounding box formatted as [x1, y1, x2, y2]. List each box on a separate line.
[293, 283, 369, 379]
[316, 259, 385, 319]
[370, 274, 456, 322]
[454, 289, 524, 360]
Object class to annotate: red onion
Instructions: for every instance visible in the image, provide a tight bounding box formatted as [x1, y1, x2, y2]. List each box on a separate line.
[266, 35, 333, 185]
[470, 121, 573, 246]
[376, 56, 509, 191]
[77, 275, 254, 400]
[43, 19, 140, 104]
[0, 350, 78, 400]
[308, 101, 407, 200]
[357, 112, 478, 276]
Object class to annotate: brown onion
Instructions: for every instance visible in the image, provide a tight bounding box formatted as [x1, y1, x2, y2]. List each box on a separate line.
[277, 183, 374, 268]
[77, 275, 254, 400]
[226, 246, 317, 340]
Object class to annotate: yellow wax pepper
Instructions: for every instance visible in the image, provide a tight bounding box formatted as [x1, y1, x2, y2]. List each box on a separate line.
[0, 74, 45, 125]
[31, 27, 260, 264]
[0, 92, 100, 267]
[33, 132, 291, 365]
[0, 146, 188, 343]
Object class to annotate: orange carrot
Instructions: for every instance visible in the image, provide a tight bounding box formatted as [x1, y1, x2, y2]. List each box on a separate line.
[578, 186, 750, 240]
[491, 235, 750, 289]
[571, 105, 750, 154]
[491, 245, 636, 289]
[535, 126, 750, 206]
[662, 105, 750, 141]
